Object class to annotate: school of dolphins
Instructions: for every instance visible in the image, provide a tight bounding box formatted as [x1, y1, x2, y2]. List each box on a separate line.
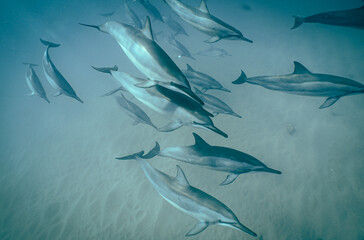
[23, 0, 364, 238]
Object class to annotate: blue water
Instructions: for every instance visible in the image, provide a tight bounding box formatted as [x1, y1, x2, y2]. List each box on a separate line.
[1, 0, 364, 239]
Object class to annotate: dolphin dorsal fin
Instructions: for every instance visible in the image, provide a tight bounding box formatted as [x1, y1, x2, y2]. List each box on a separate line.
[198, 0, 210, 14]
[293, 61, 311, 74]
[175, 165, 190, 187]
[192, 133, 210, 148]
[142, 16, 154, 41]
[186, 64, 194, 71]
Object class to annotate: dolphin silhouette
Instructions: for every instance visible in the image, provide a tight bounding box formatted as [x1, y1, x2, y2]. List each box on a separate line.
[40, 39, 83, 103]
[118, 156, 257, 237]
[163, 0, 252, 43]
[232, 61, 364, 109]
[23, 63, 50, 103]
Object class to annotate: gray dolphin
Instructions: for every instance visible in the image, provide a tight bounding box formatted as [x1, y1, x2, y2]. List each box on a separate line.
[40, 39, 83, 103]
[232, 61, 364, 109]
[23, 63, 50, 103]
[194, 88, 241, 118]
[117, 156, 257, 237]
[184, 64, 230, 92]
[92, 66, 228, 138]
[124, 2, 143, 29]
[119, 133, 281, 185]
[163, 0, 252, 43]
[163, 15, 189, 36]
[195, 44, 232, 58]
[292, 5, 364, 30]
[115, 93, 158, 129]
[100, 11, 115, 18]
[162, 34, 195, 60]
[137, 0, 164, 23]
[79, 17, 203, 105]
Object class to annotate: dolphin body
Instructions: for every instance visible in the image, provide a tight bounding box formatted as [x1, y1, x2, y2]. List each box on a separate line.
[232, 61, 364, 109]
[119, 133, 281, 185]
[120, 156, 257, 237]
[92, 66, 228, 138]
[124, 2, 143, 29]
[292, 5, 364, 30]
[162, 34, 195, 60]
[137, 0, 164, 23]
[23, 63, 50, 103]
[79, 17, 202, 105]
[163, 15, 189, 36]
[195, 44, 232, 58]
[163, 0, 252, 43]
[183, 64, 230, 92]
[115, 93, 158, 129]
[194, 88, 241, 118]
[40, 39, 83, 103]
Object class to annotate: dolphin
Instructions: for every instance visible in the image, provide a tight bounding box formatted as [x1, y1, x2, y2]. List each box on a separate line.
[118, 156, 257, 237]
[118, 133, 281, 185]
[115, 92, 158, 129]
[163, 0, 252, 43]
[163, 15, 189, 36]
[292, 5, 364, 30]
[124, 2, 143, 29]
[194, 44, 232, 58]
[79, 17, 203, 105]
[23, 63, 50, 103]
[40, 39, 83, 103]
[100, 11, 115, 18]
[194, 88, 241, 118]
[162, 34, 195, 60]
[232, 61, 364, 109]
[183, 64, 230, 92]
[137, 0, 164, 23]
[92, 66, 228, 137]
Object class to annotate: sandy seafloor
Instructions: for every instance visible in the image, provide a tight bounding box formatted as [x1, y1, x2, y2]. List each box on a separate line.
[0, 0, 364, 239]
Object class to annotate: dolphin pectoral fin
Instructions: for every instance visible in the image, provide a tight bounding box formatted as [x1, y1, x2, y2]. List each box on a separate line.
[52, 92, 62, 97]
[100, 87, 125, 97]
[185, 222, 209, 237]
[204, 36, 221, 43]
[319, 96, 341, 109]
[116, 151, 145, 160]
[220, 174, 239, 186]
[157, 121, 185, 132]
[175, 165, 190, 187]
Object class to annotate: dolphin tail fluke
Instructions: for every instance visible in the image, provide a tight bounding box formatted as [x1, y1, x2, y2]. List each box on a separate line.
[291, 16, 304, 29]
[185, 222, 209, 237]
[40, 39, 61, 48]
[261, 167, 282, 175]
[22, 62, 38, 67]
[116, 151, 145, 160]
[91, 65, 118, 74]
[232, 70, 248, 84]
[227, 222, 257, 237]
[142, 142, 160, 159]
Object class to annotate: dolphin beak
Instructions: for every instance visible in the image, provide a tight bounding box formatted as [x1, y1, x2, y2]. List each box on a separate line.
[240, 36, 253, 43]
[219, 87, 231, 92]
[79, 23, 101, 31]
